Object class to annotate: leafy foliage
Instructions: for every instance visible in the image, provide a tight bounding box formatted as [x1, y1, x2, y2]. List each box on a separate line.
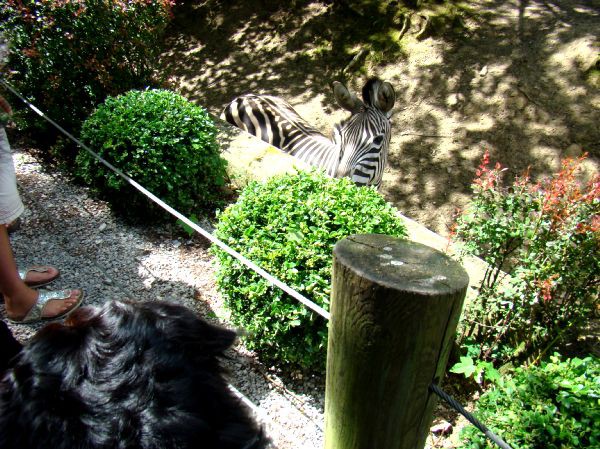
[0, 0, 173, 154]
[450, 340, 500, 388]
[75, 89, 226, 220]
[451, 152, 599, 364]
[212, 171, 407, 372]
[461, 354, 600, 449]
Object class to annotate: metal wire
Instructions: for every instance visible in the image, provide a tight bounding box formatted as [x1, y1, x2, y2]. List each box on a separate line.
[3, 78, 517, 449]
[430, 383, 514, 449]
[0, 78, 327, 447]
[0, 77, 330, 321]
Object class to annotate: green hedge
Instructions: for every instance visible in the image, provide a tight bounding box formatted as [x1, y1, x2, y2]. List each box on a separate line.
[461, 354, 600, 449]
[0, 0, 172, 153]
[212, 171, 407, 372]
[75, 89, 226, 219]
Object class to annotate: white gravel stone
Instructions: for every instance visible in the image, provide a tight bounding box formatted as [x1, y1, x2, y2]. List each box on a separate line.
[3, 148, 325, 449]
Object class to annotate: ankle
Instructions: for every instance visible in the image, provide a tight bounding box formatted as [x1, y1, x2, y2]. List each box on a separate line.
[4, 287, 38, 315]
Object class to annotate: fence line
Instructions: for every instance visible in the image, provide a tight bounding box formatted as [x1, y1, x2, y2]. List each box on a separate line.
[0, 77, 303, 448]
[0, 77, 330, 321]
[430, 384, 513, 449]
[1, 78, 514, 449]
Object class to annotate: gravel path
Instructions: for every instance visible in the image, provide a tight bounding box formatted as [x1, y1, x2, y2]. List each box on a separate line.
[2, 145, 326, 449]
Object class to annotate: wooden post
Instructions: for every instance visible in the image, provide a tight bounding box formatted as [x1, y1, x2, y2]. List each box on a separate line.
[324, 234, 469, 449]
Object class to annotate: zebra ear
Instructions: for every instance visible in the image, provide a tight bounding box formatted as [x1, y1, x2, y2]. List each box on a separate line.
[333, 81, 365, 114]
[364, 79, 396, 114]
[377, 81, 396, 114]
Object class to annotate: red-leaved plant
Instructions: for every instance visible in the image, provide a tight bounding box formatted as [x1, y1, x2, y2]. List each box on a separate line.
[452, 151, 599, 364]
[0, 0, 174, 158]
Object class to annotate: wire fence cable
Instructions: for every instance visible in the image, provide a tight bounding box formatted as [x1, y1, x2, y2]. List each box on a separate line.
[430, 383, 513, 449]
[3, 78, 518, 449]
[0, 77, 330, 321]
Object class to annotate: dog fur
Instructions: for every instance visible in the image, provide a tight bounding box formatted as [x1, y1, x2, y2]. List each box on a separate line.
[0, 300, 266, 449]
[0, 320, 21, 373]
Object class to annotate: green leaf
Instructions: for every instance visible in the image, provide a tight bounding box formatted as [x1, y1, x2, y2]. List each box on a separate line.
[177, 214, 199, 237]
[450, 356, 477, 378]
[286, 230, 304, 243]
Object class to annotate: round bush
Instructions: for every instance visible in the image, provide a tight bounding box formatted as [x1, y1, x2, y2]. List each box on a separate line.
[75, 89, 226, 219]
[460, 354, 599, 449]
[212, 171, 407, 372]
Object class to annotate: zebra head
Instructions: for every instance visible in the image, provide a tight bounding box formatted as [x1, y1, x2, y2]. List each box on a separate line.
[332, 78, 396, 188]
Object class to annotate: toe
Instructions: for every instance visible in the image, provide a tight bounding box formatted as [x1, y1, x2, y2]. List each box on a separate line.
[40, 289, 84, 319]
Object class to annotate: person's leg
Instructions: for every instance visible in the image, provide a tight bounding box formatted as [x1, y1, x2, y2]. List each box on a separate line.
[0, 126, 24, 227]
[0, 106, 82, 321]
[0, 225, 81, 321]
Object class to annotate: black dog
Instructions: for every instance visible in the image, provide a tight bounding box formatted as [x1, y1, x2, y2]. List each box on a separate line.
[0, 300, 266, 449]
[0, 320, 21, 372]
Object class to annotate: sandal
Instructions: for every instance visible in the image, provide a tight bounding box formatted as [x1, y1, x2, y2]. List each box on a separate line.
[7, 289, 84, 324]
[18, 265, 60, 288]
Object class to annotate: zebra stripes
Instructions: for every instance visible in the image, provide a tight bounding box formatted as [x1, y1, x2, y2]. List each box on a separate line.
[221, 78, 396, 188]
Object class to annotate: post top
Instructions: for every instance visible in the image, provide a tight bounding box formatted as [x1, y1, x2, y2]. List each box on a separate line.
[334, 234, 469, 296]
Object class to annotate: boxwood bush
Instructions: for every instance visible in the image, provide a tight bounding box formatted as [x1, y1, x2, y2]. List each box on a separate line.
[461, 354, 600, 449]
[212, 171, 407, 372]
[75, 89, 226, 219]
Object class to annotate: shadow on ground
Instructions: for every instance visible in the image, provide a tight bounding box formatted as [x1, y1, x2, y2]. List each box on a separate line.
[5, 153, 325, 448]
[160, 0, 599, 234]
[160, 0, 414, 106]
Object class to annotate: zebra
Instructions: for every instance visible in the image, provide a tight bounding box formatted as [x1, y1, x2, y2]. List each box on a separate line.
[221, 78, 396, 188]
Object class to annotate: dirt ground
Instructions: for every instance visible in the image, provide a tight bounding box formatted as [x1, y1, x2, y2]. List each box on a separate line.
[2, 3, 596, 447]
[160, 0, 599, 235]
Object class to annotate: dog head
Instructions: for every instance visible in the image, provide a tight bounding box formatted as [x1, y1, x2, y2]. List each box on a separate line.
[0, 300, 266, 449]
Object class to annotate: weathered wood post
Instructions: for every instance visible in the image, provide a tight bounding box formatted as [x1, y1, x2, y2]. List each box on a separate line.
[324, 234, 469, 449]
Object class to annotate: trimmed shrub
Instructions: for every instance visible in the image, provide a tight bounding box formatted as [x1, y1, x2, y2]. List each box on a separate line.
[212, 170, 407, 372]
[75, 89, 226, 219]
[461, 354, 600, 449]
[0, 0, 173, 151]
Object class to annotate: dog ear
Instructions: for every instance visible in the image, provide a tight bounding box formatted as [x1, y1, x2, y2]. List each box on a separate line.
[23, 323, 87, 379]
[137, 300, 237, 356]
[195, 320, 237, 355]
[333, 81, 365, 113]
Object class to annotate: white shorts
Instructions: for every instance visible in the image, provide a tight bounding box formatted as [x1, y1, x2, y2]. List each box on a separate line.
[0, 127, 24, 225]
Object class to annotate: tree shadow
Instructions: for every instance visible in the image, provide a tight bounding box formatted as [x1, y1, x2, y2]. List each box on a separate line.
[160, 0, 599, 236]
[160, 0, 411, 110]
[382, 0, 599, 231]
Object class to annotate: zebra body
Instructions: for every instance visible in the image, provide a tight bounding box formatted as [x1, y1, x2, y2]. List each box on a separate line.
[221, 78, 396, 188]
